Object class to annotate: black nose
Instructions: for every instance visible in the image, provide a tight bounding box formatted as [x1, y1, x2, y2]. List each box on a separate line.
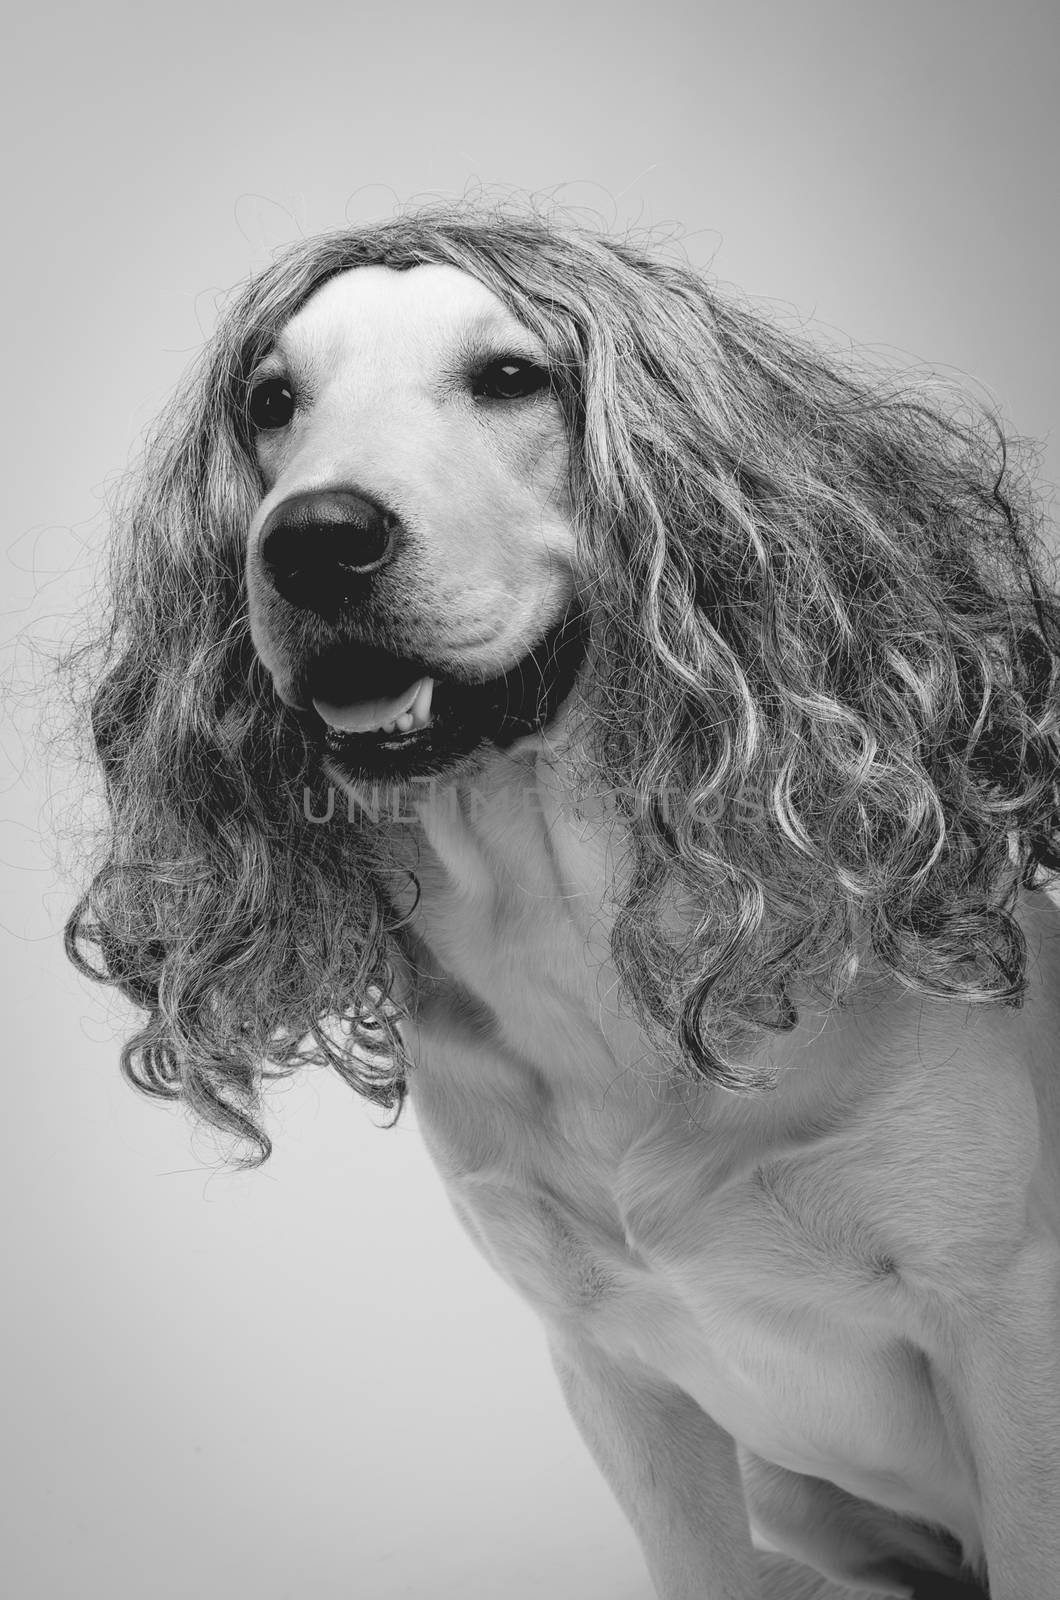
[258, 489, 403, 615]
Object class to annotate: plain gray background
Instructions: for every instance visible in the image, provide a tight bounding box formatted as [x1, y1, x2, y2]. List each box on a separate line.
[4, 3, 1059, 1597]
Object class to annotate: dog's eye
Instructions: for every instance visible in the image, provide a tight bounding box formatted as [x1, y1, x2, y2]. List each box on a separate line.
[247, 377, 296, 431]
[472, 358, 550, 401]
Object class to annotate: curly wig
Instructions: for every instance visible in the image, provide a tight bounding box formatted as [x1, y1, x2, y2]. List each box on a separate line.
[66, 202, 1060, 1166]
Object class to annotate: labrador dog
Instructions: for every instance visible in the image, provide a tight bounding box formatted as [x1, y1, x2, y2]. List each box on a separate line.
[69, 208, 1060, 1599]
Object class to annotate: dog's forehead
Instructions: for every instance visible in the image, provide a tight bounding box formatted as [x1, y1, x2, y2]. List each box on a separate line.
[274, 262, 534, 371]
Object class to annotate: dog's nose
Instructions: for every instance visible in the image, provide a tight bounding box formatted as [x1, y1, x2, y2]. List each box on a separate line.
[258, 489, 403, 615]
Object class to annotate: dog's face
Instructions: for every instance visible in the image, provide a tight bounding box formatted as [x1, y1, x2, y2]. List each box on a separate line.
[244, 262, 586, 785]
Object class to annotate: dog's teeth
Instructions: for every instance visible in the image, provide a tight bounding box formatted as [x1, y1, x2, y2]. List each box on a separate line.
[396, 712, 414, 732]
[410, 677, 434, 728]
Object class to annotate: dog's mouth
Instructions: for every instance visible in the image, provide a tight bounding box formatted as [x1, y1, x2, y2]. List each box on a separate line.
[293, 604, 588, 783]
[315, 673, 438, 742]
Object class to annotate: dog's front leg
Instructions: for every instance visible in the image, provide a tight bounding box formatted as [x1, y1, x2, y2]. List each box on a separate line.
[550, 1333, 760, 1600]
[952, 1239, 1060, 1599]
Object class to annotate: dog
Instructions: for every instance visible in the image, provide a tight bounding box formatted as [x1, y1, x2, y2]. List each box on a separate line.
[68, 208, 1060, 1599]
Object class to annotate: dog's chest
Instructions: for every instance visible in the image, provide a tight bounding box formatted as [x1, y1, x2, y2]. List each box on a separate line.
[381, 758, 954, 1483]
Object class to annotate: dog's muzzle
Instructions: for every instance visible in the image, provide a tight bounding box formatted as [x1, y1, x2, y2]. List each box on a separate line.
[253, 488, 587, 783]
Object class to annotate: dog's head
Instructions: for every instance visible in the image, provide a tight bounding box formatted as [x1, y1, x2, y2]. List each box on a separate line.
[67, 204, 1060, 1165]
[242, 261, 588, 786]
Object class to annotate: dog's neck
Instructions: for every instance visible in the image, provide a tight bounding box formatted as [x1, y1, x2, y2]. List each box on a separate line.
[371, 734, 871, 1125]
[363, 723, 1058, 1142]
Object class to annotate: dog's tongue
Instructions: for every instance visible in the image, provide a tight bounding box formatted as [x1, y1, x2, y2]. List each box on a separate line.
[314, 675, 434, 733]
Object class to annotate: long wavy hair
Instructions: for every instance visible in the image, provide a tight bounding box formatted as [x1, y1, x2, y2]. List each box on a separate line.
[66, 201, 1060, 1166]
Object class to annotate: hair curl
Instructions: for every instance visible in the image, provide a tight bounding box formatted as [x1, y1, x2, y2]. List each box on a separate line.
[65, 201, 1060, 1166]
